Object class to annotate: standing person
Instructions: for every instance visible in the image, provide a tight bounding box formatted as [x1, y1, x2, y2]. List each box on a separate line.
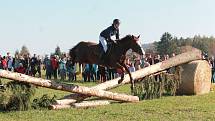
[13, 54, 20, 72]
[16, 63, 26, 74]
[43, 55, 52, 79]
[30, 54, 38, 76]
[5, 52, 10, 62]
[51, 55, 59, 80]
[98, 65, 106, 82]
[147, 54, 154, 65]
[211, 56, 215, 83]
[0, 55, 3, 69]
[128, 63, 136, 72]
[82, 64, 91, 82]
[99, 19, 120, 62]
[91, 64, 97, 82]
[107, 68, 116, 80]
[144, 58, 150, 67]
[71, 63, 77, 81]
[134, 59, 141, 71]
[1, 56, 7, 70]
[154, 55, 161, 64]
[37, 56, 42, 77]
[125, 58, 135, 73]
[66, 59, 76, 81]
[59, 57, 67, 80]
[7, 56, 13, 71]
[23, 54, 30, 75]
[66, 58, 72, 81]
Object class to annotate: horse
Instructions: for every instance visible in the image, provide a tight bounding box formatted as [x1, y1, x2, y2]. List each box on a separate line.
[69, 35, 145, 92]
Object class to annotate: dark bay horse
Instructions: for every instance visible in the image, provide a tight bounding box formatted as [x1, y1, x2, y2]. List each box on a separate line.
[69, 35, 144, 92]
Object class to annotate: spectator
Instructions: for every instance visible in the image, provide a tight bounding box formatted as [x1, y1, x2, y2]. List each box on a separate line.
[16, 63, 26, 74]
[13, 54, 20, 72]
[23, 54, 30, 75]
[98, 65, 106, 82]
[51, 55, 59, 79]
[91, 64, 97, 81]
[134, 59, 141, 71]
[107, 68, 116, 80]
[0, 55, 3, 69]
[30, 54, 38, 76]
[82, 64, 91, 82]
[43, 55, 52, 79]
[128, 63, 136, 72]
[37, 56, 42, 77]
[154, 55, 161, 64]
[147, 54, 154, 65]
[66, 59, 76, 81]
[7, 56, 13, 71]
[1, 56, 7, 70]
[59, 57, 67, 80]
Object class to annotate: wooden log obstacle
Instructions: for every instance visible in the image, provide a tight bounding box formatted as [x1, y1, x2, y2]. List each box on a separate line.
[0, 48, 211, 109]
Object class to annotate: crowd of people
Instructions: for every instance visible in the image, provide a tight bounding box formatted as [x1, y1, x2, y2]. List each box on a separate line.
[0, 52, 215, 83]
[0, 53, 42, 77]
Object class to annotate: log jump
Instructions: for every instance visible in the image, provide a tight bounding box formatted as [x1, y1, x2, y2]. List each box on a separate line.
[0, 48, 207, 110]
[52, 48, 203, 108]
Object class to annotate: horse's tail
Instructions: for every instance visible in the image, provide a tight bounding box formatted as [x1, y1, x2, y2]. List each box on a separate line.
[69, 46, 77, 64]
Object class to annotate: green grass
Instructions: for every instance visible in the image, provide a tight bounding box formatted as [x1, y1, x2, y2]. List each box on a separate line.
[0, 73, 215, 121]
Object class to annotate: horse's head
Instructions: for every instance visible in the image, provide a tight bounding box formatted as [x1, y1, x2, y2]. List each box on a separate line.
[127, 35, 145, 56]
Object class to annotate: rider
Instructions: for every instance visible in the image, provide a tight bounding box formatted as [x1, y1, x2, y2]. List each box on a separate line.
[99, 19, 120, 62]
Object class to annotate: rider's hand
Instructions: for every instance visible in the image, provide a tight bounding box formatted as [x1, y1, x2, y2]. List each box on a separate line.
[112, 40, 117, 44]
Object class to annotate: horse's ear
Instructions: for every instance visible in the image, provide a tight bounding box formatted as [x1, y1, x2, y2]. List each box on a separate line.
[131, 35, 134, 39]
[138, 35, 140, 38]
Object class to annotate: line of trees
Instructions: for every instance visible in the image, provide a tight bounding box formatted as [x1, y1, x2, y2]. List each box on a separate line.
[153, 32, 215, 56]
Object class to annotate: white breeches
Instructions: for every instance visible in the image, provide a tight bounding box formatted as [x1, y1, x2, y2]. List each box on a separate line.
[99, 36, 108, 52]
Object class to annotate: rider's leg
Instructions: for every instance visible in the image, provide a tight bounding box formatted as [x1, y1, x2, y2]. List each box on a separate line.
[99, 36, 108, 63]
[99, 36, 107, 52]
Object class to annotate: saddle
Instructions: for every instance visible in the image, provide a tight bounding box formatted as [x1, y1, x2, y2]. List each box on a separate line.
[98, 41, 115, 64]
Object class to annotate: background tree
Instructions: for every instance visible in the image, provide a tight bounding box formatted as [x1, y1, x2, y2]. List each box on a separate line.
[156, 32, 178, 55]
[54, 46, 62, 57]
[20, 45, 30, 56]
[15, 50, 19, 56]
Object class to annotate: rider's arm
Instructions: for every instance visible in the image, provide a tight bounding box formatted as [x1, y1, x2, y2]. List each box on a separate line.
[116, 29, 119, 40]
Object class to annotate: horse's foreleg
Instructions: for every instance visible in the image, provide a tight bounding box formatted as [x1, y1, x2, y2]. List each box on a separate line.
[121, 63, 134, 94]
[116, 63, 125, 84]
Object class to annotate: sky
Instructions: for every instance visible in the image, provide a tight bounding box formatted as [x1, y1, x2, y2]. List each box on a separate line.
[0, 0, 214, 55]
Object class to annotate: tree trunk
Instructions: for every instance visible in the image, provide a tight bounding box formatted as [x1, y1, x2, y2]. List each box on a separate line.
[52, 48, 202, 107]
[0, 70, 139, 102]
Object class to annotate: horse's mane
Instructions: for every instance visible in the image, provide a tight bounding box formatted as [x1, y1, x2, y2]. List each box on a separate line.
[117, 35, 132, 43]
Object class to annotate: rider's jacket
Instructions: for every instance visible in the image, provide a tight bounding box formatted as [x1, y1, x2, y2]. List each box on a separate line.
[100, 24, 119, 41]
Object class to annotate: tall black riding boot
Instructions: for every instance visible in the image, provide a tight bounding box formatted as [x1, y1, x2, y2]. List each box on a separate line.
[99, 51, 106, 64]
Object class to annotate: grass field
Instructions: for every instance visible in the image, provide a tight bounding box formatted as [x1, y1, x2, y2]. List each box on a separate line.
[0, 74, 215, 121]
